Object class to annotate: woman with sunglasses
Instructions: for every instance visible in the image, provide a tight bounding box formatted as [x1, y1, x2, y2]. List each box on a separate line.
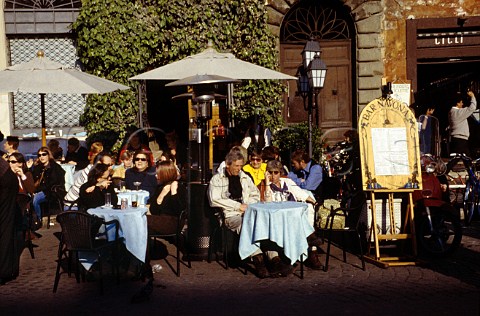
[125, 149, 157, 200]
[242, 150, 267, 187]
[31, 147, 65, 223]
[264, 159, 322, 270]
[9, 153, 35, 213]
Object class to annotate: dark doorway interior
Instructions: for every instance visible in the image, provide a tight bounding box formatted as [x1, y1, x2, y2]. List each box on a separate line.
[415, 60, 480, 157]
[146, 80, 190, 166]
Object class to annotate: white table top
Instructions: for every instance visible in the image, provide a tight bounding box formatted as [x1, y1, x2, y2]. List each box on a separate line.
[116, 190, 150, 206]
[88, 206, 148, 263]
[239, 201, 314, 264]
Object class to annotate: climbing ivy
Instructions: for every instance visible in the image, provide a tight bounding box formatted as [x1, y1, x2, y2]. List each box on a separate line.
[72, 0, 286, 150]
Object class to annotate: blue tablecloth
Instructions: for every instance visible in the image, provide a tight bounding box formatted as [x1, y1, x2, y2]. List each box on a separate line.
[87, 206, 148, 263]
[239, 201, 314, 264]
[116, 190, 150, 207]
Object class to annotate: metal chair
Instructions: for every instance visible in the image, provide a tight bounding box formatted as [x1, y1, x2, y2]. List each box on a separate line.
[16, 193, 38, 259]
[321, 191, 367, 271]
[148, 209, 191, 277]
[41, 184, 66, 228]
[53, 211, 122, 294]
[208, 208, 230, 269]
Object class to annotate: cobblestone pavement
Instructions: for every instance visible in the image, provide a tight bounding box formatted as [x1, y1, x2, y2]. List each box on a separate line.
[1, 220, 479, 316]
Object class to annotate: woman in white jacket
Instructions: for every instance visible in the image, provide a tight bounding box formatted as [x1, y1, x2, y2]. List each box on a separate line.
[264, 159, 317, 225]
[264, 159, 323, 270]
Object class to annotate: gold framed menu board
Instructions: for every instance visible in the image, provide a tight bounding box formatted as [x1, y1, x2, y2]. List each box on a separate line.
[358, 97, 422, 191]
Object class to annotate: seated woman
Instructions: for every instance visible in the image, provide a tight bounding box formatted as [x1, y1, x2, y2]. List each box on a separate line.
[78, 163, 118, 210]
[142, 161, 186, 280]
[32, 147, 66, 223]
[242, 150, 267, 187]
[125, 149, 157, 200]
[112, 150, 133, 180]
[264, 159, 322, 270]
[119, 129, 153, 165]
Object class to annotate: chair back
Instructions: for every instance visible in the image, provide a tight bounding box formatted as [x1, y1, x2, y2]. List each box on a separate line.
[16, 192, 32, 216]
[341, 190, 366, 228]
[56, 211, 104, 250]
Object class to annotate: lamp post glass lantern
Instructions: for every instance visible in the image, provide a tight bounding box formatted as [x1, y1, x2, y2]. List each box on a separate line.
[298, 39, 327, 158]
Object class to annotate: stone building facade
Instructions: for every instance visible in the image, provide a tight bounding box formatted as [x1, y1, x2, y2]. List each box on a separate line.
[266, 0, 480, 143]
[1, 0, 479, 144]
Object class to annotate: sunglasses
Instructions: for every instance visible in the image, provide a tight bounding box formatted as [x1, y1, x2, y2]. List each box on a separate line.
[269, 170, 280, 175]
[134, 157, 148, 162]
[8, 160, 19, 164]
[38, 152, 48, 157]
[250, 157, 262, 162]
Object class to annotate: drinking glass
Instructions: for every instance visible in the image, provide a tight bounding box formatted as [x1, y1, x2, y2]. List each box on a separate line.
[133, 181, 141, 191]
[131, 194, 138, 207]
[104, 193, 112, 207]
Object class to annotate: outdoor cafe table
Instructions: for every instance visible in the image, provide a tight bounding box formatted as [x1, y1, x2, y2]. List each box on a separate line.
[238, 201, 314, 264]
[87, 206, 148, 263]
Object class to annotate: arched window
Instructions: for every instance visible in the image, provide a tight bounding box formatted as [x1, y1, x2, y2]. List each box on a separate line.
[281, 0, 352, 43]
[5, 0, 81, 9]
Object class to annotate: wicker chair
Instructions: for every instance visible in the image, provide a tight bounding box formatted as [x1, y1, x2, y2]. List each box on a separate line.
[53, 211, 122, 294]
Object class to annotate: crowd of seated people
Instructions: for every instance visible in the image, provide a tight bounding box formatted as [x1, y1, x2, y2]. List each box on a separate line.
[0, 124, 331, 283]
[209, 145, 325, 278]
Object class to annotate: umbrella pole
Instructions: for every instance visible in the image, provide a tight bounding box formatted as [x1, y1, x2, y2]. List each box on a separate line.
[40, 93, 46, 147]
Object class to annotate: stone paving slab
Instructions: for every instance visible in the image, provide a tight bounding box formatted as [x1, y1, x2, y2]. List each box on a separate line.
[1, 222, 479, 316]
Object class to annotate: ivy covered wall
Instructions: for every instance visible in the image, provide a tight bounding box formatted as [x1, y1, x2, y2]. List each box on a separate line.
[72, 0, 286, 149]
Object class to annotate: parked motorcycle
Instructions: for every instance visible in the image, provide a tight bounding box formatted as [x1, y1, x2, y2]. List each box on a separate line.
[412, 154, 463, 257]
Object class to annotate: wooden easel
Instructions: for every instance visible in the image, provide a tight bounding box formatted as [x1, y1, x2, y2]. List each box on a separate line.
[358, 96, 421, 268]
[364, 189, 417, 267]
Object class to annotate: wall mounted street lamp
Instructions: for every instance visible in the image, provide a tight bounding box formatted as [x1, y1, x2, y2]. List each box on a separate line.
[297, 39, 327, 158]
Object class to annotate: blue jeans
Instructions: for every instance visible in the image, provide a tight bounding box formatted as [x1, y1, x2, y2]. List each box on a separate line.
[33, 191, 47, 219]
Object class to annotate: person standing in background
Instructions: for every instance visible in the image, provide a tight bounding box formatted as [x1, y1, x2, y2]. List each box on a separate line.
[448, 90, 477, 156]
[419, 105, 437, 155]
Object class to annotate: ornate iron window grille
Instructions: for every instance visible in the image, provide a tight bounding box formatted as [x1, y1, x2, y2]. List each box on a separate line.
[281, 1, 351, 43]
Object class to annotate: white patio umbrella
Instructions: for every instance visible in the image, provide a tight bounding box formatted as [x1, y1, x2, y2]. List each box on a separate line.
[130, 42, 296, 81]
[0, 50, 130, 146]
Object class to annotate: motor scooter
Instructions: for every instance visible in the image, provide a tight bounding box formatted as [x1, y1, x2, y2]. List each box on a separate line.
[413, 113, 463, 257]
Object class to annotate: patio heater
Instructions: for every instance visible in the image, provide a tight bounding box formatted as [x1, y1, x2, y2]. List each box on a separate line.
[167, 75, 239, 261]
[168, 74, 238, 184]
[297, 39, 327, 158]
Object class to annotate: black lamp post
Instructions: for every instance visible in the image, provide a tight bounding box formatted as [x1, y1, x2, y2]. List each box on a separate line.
[297, 39, 327, 158]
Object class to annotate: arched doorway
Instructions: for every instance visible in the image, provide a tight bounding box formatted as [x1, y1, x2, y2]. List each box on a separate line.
[279, 0, 356, 144]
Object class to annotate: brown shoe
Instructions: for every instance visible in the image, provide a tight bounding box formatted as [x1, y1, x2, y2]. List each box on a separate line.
[305, 247, 323, 270]
[269, 256, 292, 278]
[252, 254, 270, 279]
